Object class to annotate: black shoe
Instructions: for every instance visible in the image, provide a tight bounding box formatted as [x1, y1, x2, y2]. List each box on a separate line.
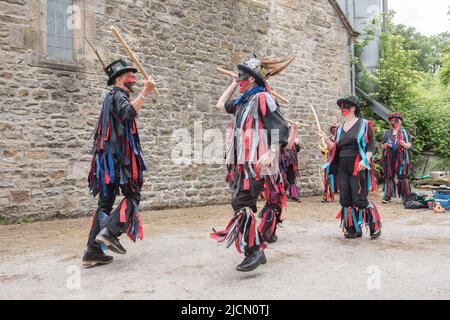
[370, 221, 382, 239]
[236, 250, 266, 272]
[95, 228, 127, 254]
[267, 233, 278, 243]
[344, 230, 362, 239]
[382, 198, 391, 204]
[82, 248, 113, 268]
[236, 254, 252, 269]
[370, 229, 382, 239]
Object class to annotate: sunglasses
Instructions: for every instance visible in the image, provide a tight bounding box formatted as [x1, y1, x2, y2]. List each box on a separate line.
[338, 103, 352, 110]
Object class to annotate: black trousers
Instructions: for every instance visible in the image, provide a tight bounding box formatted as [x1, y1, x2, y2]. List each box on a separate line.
[230, 179, 264, 255]
[338, 156, 369, 209]
[231, 178, 265, 212]
[385, 154, 410, 199]
[286, 165, 296, 185]
[87, 184, 141, 251]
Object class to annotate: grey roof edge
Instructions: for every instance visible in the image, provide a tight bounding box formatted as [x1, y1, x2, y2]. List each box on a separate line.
[328, 0, 360, 38]
[356, 86, 390, 121]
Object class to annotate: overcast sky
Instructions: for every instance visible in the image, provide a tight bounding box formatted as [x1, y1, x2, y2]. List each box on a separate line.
[388, 0, 450, 36]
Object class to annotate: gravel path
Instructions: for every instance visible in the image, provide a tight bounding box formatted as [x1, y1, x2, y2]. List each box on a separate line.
[1, 195, 449, 299]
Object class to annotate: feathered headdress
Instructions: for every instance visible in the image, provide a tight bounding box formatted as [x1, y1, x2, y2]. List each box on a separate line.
[237, 54, 295, 85]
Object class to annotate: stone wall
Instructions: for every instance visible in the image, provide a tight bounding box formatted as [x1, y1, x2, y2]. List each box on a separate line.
[0, 0, 351, 222]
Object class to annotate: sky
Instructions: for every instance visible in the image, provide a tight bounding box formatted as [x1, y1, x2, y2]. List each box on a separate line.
[388, 0, 450, 36]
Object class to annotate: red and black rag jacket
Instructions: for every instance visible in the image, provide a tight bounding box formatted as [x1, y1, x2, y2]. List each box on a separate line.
[224, 87, 290, 200]
[88, 87, 147, 198]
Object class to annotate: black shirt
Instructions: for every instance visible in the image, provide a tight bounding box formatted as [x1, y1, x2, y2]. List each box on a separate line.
[337, 119, 375, 158]
[112, 87, 137, 121]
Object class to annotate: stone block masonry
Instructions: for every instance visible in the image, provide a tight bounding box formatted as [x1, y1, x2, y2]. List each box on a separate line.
[0, 0, 352, 222]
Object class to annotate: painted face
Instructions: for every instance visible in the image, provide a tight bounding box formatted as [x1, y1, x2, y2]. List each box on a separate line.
[339, 103, 353, 116]
[122, 72, 137, 93]
[390, 118, 400, 129]
[239, 80, 250, 93]
[237, 70, 251, 93]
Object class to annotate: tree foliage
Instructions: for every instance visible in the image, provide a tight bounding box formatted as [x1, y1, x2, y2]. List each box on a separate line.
[355, 11, 450, 162]
[439, 45, 450, 86]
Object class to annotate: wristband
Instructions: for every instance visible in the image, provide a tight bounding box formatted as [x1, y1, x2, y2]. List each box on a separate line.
[139, 92, 146, 100]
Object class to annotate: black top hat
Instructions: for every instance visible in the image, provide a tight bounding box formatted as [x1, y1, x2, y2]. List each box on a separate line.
[237, 56, 267, 86]
[105, 59, 138, 86]
[337, 95, 360, 109]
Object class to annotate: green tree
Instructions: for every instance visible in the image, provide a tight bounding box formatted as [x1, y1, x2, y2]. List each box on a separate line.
[372, 31, 422, 109]
[356, 11, 450, 162]
[439, 46, 450, 86]
[392, 25, 450, 74]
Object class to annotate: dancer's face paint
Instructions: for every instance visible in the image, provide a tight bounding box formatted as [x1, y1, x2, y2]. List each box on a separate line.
[122, 72, 137, 93]
[239, 80, 250, 93]
[391, 118, 401, 129]
[339, 103, 353, 117]
[341, 108, 351, 116]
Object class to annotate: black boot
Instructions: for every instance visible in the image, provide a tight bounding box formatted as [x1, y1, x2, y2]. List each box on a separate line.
[95, 228, 127, 254]
[236, 250, 267, 272]
[82, 247, 113, 268]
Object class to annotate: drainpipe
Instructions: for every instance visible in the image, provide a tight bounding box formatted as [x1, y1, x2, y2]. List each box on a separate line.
[350, 0, 356, 94]
[351, 38, 356, 95]
[382, 0, 388, 32]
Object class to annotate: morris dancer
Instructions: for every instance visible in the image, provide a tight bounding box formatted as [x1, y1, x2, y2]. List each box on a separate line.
[211, 55, 291, 271]
[82, 59, 155, 267]
[321, 124, 338, 203]
[318, 96, 382, 239]
[381, 112, 413, 203]
[257, 121, 301, 244]
[282, 122, 301, 203]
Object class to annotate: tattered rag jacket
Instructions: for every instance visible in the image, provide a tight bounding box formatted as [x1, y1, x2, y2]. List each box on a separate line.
[88, 87, 147, 198]
[224, 88, 289, 198]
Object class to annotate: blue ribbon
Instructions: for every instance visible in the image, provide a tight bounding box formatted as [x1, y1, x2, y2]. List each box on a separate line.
[235, 86, 265, 106]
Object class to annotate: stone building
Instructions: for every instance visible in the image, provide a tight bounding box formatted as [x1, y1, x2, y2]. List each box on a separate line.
[0, 0, 356, 222]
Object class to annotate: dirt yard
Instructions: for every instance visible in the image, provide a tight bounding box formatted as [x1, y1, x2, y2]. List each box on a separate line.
[1, 195, 449, 300]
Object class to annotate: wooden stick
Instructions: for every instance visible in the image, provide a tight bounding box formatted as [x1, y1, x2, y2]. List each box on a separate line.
[85, 36, 106, 70]
[310, 105, 326, 148]
[217, 67, 237, 79]
[217, 67, 289, 104]
[110, 26, 159, 95]
[318, 168, 325, 190]
[286, 118, 310, 128]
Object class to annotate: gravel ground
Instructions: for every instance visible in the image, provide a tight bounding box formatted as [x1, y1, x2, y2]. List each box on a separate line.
[1, 195, 449, 300]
